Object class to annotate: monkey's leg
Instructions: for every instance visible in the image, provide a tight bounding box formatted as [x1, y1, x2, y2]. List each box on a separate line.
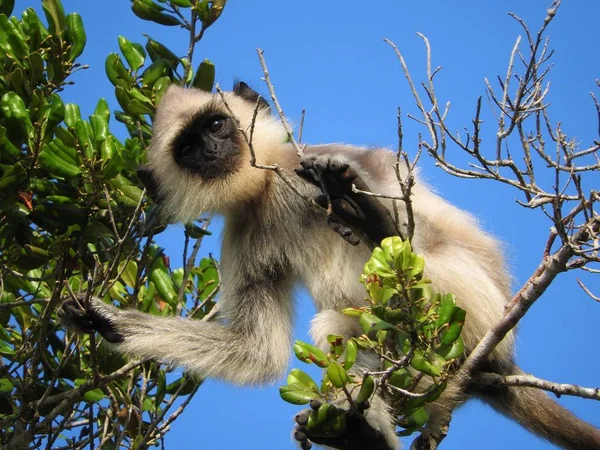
[409, 379, 467, 449]
[293, 398, 396, 450]
[289, 311, 398, 450]
[59, 279, 293, 385]
[295, 154, 400, 248]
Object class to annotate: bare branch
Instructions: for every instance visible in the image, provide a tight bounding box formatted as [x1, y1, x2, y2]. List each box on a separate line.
[256, 48, 305, 158]
[474, 372, 600, 401]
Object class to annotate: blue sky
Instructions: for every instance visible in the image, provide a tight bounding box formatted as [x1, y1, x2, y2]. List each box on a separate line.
[17, 0, 600, 448]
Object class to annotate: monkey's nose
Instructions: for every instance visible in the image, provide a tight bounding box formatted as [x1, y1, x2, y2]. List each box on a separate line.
[204, 145, 218, 160]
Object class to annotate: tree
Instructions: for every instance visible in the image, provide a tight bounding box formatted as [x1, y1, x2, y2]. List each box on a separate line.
[0, 1, 225, 448]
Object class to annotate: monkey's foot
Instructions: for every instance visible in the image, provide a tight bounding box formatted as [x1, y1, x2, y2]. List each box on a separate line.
[295, 154, 399, 248]
[293, 399, 394, 450]
[59, 296, 124, 343]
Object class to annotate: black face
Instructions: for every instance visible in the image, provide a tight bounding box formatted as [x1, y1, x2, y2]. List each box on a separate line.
[172, 111, 241, 179]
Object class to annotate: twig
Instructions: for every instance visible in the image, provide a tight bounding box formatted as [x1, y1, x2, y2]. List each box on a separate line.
[215, 84, 320, 208]
[474, 372, 600, 400]
[256, 48, 304, 158]
[298, 109, 306, 143]
[576, 278, 600, 302]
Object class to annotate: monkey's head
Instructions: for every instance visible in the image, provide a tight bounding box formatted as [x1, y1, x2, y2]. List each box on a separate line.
[139, 82, 287, 223]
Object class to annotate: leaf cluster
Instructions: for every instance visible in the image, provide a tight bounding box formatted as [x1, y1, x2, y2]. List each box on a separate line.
[280, 237, 466, 437]
[0, 0, 225, 448]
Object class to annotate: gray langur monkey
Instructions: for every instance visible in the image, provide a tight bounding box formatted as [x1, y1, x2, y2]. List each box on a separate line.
[60, 82, 600, 450]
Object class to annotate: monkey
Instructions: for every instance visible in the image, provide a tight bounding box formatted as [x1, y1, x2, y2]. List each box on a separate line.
[60, 82, 600, 450]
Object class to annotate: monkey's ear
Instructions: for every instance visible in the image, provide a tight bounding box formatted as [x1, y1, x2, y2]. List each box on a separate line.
[136, 164, 162, 203]
[233, 81, 270, 112]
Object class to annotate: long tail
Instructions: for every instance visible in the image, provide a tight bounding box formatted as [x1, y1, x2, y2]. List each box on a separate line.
[479, 368, 600, 450]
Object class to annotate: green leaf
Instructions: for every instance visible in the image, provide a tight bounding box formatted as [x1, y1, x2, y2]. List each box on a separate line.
[90, 114, 108, 142]
[0, 91, 33, 143]
[105, 53, 124, 87]
[0, 378, 14, 393]
[83, 388, 105, 403]
[279, 385, 316, 406]
[119, 260, 138, 288]
[327, 334, 344, 358]
[355, 375, 375, 404]
[0, 162, 26, 190]
[441, 307, 466, 345]
[326, 361, 349, 389]
[403, 407, 429, 428]
[118, 35, 145, 72]
[42, 0, 66, 35]
[437, 336, 464, 361]
[3, 16, 29, 60]
[101, 136, 125, 180]
[343, 339, 357, 370]
[287, 369, 319, 392]
[65, 12, 86, 61]
[380, 236, 405, 265]
[39, 143, 81, 178]
[150, 268, 177, 306]
[22, 8, 49, 50]
[45, 93, 65, 132]
[435, 293, 455, 327]
[407, 254, 425, 280]
[74, 119, 94, 159]
[359, 313, 394, 334]
[131, 0, 181, 26]
[363, 253, 395, 279]
[94, 98, 110, 123]
[0, 0, 15, 16]
[341, 307, 366, 318]
[196, 0, 225, 28]
[192, 59, 215, 91]
[389, 369, 412, 389]
[144, 35, 179, 68]
[142, 58, 170, 87]
[28, 52, 44, 87]
[64, 103, 81, 129]
[170, 0, 191, 6]
[293, 341, 329, 368]
[153, 75, 172, 103]
[185, 223, 212, 238]
[410, 351, 441, 377]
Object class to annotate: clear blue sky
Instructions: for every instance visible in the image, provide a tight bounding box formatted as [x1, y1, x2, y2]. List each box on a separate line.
[17, 0, 600, 448]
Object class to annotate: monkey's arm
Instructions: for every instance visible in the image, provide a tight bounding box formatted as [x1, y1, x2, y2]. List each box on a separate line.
[60, 273, 293, 385]
[295, 155, 400, 248]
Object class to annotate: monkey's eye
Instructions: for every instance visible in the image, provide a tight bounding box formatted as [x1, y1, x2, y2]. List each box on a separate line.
[208, 117, 226, 134]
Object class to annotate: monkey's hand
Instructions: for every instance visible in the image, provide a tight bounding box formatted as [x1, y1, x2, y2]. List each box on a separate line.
[59, 297, 124, 344]
[293, 399, 395, 450]
[295, 155, 399, 248]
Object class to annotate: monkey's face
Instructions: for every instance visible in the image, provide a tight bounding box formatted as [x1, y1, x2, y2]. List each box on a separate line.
[170, 110, 242, 180]
[143, 82, 287, 223]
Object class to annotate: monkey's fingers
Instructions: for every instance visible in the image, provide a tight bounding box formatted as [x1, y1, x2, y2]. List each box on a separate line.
[314, 195, 363, 220]
[293, 427, 313, 450]
[294, 411, 314, 449]
[299, 155, 349, 174]
[299, 408, 393, 450]
[59, 300, 98, 334]
[59, 299, 124, 344]
[326, 216, 361, 246]
[296, 156, 351, 190]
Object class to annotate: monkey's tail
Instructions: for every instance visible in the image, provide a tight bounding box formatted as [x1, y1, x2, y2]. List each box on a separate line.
[479, 368, 600, 450]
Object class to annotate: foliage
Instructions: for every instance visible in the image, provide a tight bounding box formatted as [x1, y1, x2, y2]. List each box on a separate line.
[280, 237, 465, 437]
[0, 0, 225, 448]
